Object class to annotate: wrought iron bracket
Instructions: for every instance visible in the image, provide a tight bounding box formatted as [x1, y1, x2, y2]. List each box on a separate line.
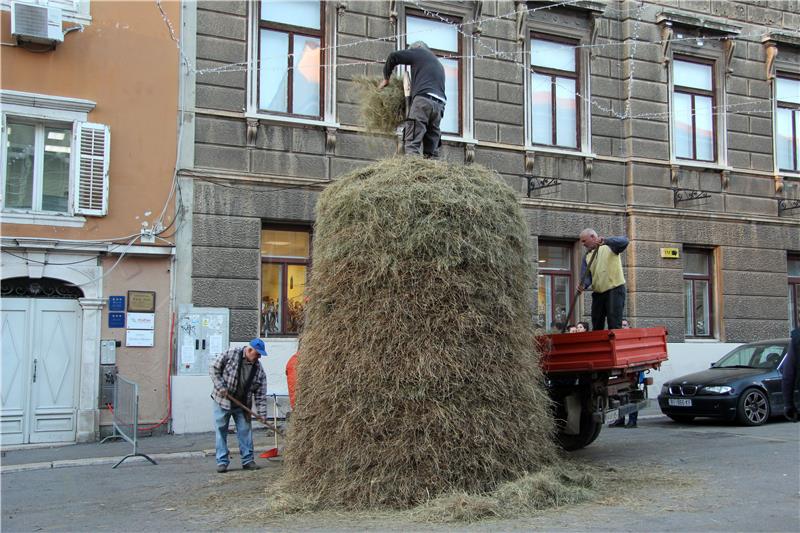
[526, 175, 559, 197]
[778, 198, 800, 215]
[673, 187, 710, 207]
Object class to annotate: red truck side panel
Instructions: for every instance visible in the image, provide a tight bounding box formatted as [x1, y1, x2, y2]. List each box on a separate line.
[538, 327, 668, 373]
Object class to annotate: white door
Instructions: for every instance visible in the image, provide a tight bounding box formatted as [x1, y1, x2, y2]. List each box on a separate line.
[1, 298, 82, 445]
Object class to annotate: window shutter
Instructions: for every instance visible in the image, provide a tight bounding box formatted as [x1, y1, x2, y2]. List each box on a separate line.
[73, 122, 109, 216]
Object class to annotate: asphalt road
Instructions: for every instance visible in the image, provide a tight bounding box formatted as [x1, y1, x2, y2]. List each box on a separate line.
[3, 415, 799, 532]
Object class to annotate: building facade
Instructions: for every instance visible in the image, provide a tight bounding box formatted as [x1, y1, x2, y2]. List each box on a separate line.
[1, 0, 180, 443]
[172, 0, 800, 422]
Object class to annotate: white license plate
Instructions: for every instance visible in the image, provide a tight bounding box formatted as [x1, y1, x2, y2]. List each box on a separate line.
[668, 398, 692, 407]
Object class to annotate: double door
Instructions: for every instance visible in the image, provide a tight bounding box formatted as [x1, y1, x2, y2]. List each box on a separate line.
[1, 298, 81, 445]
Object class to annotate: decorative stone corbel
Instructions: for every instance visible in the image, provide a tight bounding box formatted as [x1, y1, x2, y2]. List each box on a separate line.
[325, 127, 337, 155]
[720, 169, 730, 190]
[525, 151, 536, 175]
[764, 41, 778, 81]
[589, 13, 602, 58]
[515, 0, 527, 45]
[723, 38, 735, 77]
[337, 0, 347, 15]
[395, 131, 404, 155]
[465, 143, 476, 164]
[670, 164, 680, 186]
[246, 118, 259, 147]
[775, 173, 784, 194]
[472, 0, 483, 37]
[660, 21, 673, 66]
[583, 157, 593, 181]
[389, 0, 397, 26]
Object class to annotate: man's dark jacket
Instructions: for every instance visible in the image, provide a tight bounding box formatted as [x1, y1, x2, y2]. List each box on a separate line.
[383, 47, 446, 101]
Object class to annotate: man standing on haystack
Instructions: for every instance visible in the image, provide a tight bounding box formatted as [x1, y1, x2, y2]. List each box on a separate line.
[577, 228, 629, 331]
[209, 338, 269, 473]
[379, 41, 446, 158]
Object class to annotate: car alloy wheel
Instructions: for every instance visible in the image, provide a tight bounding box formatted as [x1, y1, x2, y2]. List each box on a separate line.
[737, 388, 769, 426]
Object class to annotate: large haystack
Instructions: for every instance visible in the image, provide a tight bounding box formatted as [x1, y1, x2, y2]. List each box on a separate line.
[284, 157, 557, 508]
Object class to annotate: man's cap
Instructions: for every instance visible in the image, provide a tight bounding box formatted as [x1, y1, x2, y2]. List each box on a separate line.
[249, 338, 267, 356]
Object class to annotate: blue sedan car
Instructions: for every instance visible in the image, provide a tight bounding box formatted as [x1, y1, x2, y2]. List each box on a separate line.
[658, 339, 793, 426]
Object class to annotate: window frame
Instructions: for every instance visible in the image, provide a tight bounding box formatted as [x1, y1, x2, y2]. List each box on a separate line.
[260, 225, 312, 337]
[403, 8, 463, 136]
[256, 1, 325, 119]
[775, 72, 800, 174]
[671, 55, 717, 163]
[529, 32, 581, 150]
[789, 254, 800, 330]
[537, 241, 574, 332]
[683, 248, 714, 339]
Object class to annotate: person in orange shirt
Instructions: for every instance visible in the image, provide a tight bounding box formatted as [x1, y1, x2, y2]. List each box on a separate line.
[286, 352, 298, 410]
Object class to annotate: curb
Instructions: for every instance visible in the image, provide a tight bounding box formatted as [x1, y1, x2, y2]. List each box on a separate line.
[1, 447, 277, 474]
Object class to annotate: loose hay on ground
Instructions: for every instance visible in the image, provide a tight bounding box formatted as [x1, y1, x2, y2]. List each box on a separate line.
[353, 75, 405, 134]
[282, 157, 558, 509]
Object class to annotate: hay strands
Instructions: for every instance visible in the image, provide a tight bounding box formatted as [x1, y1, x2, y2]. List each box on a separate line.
[225, 393, 283, 459]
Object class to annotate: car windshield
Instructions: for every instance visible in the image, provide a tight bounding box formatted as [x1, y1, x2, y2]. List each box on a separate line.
[714, 343, 787, 370]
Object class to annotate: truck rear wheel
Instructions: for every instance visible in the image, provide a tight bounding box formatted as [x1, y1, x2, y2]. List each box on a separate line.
[557, 411, 601, 451]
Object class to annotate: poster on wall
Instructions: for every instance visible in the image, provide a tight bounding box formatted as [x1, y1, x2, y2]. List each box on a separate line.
[126, 329, 154, 347]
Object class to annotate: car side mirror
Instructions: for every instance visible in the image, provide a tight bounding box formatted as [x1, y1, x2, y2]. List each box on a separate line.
[710, 362, 716, 368]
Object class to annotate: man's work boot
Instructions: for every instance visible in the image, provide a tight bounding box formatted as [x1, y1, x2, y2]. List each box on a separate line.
[609, 418, 625, 428]
[625, 420, 638, 428]
[242, 462, 261, 471]
[216, 464, 228, 474]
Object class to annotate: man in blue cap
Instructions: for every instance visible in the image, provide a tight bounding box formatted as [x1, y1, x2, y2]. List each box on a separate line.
[209, 338, 269, 473]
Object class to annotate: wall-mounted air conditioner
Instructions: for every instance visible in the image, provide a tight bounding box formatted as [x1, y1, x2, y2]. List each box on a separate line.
[11, 2, 64, 45]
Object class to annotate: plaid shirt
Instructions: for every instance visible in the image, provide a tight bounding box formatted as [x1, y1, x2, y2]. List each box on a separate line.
[209, 347, 268, 418]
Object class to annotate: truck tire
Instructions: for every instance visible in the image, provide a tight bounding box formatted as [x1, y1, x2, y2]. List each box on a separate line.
[557, 412, 601, 451]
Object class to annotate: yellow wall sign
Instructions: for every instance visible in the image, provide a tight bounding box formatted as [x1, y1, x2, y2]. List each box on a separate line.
[660, 247, 680, 259]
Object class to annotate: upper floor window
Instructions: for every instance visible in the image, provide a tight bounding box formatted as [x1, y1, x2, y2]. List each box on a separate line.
[530, 36, 579, 149]
[258, 0, 323, 118]
[1, 113, 108, 217]
[405, 12, 461, 135]
[789, 254, 800, 330]
[684, 248, 714, 338]
[776, 75, 800, 173]
[672, 58, 715, 162]
[537, 242, 573, 332]
[261, 227, 310, 336]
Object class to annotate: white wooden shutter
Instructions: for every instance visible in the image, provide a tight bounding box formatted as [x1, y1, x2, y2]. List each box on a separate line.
[73, 121, 109, 216]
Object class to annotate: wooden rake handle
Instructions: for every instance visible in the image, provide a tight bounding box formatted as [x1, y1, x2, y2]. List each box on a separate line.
[225, 392, 285, 436]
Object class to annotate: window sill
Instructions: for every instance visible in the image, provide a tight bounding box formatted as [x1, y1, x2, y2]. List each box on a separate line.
[442, 134, 478, 145]
[245, 112, 339, 129]
[1, 211, 86, 228]
[779, 171, 800, 180]
[671, 160, 731, 173]
[527, 146, 597, 159]
[684, 337, 721, 343]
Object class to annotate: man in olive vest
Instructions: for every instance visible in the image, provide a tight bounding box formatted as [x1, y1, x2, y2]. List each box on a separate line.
[577, 228, 629, 331]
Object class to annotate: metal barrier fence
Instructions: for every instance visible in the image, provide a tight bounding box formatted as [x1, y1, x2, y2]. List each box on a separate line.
[100, 375, 157, 468]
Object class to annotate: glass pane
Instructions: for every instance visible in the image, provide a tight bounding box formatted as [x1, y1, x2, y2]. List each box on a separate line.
[4, 122, 35, 210]
[441, 58, 459, 133]
[793, 284, 800, 328]
[776, 107, 794, 170]
[261, 0, 320, 30]
[293, 35, 321, 116]
[42, 126, 72, 212]
[555, 77, 577, 148]
[717, 345, 755, 367]
[537, 274, 547, 328]
[531, 39, 575, 72]
[694, 280, 710, 336]
[684, 250, 709, 275]
[406, 16, 458, 52]
[553, 276, 569, 331]
[261, 228, 310, 258]
[684, 279, 693, 336]
[532, 72, 552, 145]
[776, 77, 800, 105]
[674, 59, 712, 91]
[673, 92, 693, 158]
[260, 29, 289, 113]
[750, 344, 786, 369]
[261, 263, 283, 335]
[286, 264, 307, 334]
[789, 257, 800, 277]
[695, 95, 714, 161]
[796, 111, 800, 171]
[539, 244, 570, 270]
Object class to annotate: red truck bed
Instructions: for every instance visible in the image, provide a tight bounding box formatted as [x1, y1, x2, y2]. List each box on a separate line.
[538, 327, 668, 374]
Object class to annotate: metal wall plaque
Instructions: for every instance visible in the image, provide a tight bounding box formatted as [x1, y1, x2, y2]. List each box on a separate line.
[127, 291, 156, 312]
